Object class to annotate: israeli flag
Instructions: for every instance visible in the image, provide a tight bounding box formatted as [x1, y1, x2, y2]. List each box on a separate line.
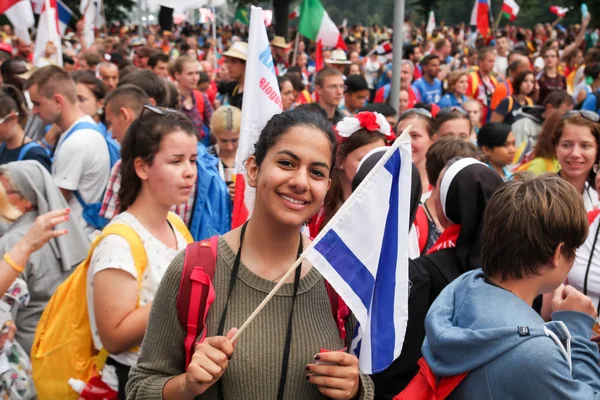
[303, 131, 412, 374]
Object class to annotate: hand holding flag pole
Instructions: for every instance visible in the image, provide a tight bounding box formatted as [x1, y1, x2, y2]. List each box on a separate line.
[229, 126, 412, 357]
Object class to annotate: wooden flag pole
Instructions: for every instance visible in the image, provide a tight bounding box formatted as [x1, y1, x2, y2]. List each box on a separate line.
[230, 255, 305, 343]
[493, 9, 503, 34]
[292, 32, 300, 66]
[552, 16, 564, 28]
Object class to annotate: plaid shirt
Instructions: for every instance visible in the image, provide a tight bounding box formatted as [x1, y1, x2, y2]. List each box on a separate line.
[100, 160, 196, 225]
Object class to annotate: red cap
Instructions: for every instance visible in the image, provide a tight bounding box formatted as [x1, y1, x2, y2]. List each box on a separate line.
[0, 42, 13, 55]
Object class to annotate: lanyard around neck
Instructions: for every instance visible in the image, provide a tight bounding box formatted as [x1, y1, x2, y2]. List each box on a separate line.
[217, 221, 304, 400]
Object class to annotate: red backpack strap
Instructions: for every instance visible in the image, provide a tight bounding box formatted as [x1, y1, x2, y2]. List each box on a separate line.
[414, 206, 429, 254]
[394, 357, 468, 400]
[193, 90, 205, 119]
[176, 235, 219, 369]
[324, 281, 350, 342]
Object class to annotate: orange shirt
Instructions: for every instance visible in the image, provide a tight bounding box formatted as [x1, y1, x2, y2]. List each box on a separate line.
[491, 80, 512, 111]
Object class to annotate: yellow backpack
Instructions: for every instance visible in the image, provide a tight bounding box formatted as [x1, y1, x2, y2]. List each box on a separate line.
[31, 213, 193, 400]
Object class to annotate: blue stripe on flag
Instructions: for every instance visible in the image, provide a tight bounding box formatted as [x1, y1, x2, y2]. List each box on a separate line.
[314, 230, 374, 310]
[371, 149, 401, 372]
[57, 1, 72, 25]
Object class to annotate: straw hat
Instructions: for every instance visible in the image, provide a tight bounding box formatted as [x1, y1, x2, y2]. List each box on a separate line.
[223, 41, 248, 61]
[270, 36, 288, 49]
[326, 49, 351, 65]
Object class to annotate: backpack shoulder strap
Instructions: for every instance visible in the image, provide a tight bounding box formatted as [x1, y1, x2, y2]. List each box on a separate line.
[100, 223, 148, 297]
[167, 212, 194, 244]
[18, 142, 42, 161]
[469, 71, 480, 96]
[414, 207, 429, 254]
[62, 121, 102, 142]
[193, 90, 205, 116]
[507, 96, 514, 114]
[177, 235, 219, 368]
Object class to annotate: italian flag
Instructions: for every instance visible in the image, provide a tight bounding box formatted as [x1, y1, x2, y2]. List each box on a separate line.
[501, 0, 520, 21]
[298, 0, 346, 50]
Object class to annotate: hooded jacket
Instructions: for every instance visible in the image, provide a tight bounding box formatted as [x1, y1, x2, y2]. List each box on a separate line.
[511, 105, 544, 147]
[423, 269, 600, 399]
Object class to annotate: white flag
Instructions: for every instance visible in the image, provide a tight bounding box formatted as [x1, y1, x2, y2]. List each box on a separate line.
[33, 0, 63, 67]
[80, 0, 104, 47]
[232, 5, 283, 227]
[426, 11, 435, 36]
[470, 0, 478, 26]
[199, 7, 215, 23]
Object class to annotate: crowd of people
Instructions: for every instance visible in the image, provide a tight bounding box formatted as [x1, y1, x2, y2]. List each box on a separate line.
[0, 7, 597, 400]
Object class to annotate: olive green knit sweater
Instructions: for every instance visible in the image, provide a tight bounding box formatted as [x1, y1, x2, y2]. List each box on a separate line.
[126, 238, 375, 400]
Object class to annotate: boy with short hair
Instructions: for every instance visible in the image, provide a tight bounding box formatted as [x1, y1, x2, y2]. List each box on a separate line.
[422, 174, 600, 398]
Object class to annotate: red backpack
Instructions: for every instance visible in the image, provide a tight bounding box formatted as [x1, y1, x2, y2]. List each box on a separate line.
[176, 236, 351, 367]
[394, 357, 468, 400]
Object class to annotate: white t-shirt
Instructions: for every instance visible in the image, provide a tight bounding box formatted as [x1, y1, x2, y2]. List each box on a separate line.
[570, 213, 600, 311]
[87, 212, 188, 372]
[584, 182, 599, 212]
[493, 56, 509, 79]
[53, 116, 110, 237]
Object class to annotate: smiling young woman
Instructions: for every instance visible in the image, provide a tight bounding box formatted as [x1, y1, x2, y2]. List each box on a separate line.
[127, 108, 375, 400]
[553, 110, 600, 211]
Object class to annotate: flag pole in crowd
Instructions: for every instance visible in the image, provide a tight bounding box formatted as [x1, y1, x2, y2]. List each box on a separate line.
[231, 5, 283, 228]
[232, 128, 413, 363]
[388, 0, 406, 113]
[292, 32, 300, 66]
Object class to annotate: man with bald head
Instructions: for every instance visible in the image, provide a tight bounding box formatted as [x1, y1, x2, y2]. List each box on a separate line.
[98, 62, 119, 92]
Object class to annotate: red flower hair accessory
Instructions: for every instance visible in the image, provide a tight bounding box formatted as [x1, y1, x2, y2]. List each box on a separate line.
[335, 112, 393, 141]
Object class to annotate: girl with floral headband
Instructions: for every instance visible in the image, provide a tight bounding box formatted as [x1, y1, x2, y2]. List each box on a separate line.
[309, 112, 394, 236]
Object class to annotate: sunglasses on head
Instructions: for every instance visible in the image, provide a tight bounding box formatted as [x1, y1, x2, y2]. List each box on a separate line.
[437, 106, 468, 118]
[0, 112, 18, 125]
[401, 108, 433, 119]
[563, 110, 600, 123]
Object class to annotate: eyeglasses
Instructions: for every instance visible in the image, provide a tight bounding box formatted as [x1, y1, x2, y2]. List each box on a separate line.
[437, 106, 468, 118]
[400, 108, 433, 119]
[0, 112, 18, 125]
[563, 110, 600, 123]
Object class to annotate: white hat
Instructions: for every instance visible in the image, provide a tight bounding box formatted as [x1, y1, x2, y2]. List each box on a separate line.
[223, 41, 248, 61]
[326, 49, 351, 65]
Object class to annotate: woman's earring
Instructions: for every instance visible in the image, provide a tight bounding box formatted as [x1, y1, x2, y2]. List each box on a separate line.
[97, 108, 104, 116]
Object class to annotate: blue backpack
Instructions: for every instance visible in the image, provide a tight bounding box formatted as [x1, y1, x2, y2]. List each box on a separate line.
[62, 121, 121, 230]
[0, 141, 45, 161]
[188, 144, 231, 241]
